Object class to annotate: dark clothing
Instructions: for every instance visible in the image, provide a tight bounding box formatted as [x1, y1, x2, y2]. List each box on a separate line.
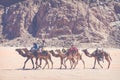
[41, 51, 48, 56]
[30, 43, 38, 56]
[62, 48, 67, 53]
[67, 46, 78, 56]
[68, 46, 78, 54]
[39, 41, 45, 53]
[31, 43, 38, 51]
[93, 49, 104, 61]
[34, 44, 38, 49]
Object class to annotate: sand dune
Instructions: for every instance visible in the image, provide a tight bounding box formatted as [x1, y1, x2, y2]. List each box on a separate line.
[0, 47, 120, 80]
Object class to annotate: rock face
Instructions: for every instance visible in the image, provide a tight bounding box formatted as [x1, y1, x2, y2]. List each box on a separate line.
[0, 0, 120, 47]
[1, 0, 41, 39]
[0, 5, 4, 41]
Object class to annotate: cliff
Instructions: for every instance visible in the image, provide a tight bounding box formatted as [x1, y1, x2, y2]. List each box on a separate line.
[0, 0, 120, 47]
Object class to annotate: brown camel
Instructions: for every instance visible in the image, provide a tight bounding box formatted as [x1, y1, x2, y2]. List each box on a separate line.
[15, 48, 35, 69]
[82, 49, 112, 69]
[59, 49, 77, 69]
[49, 50, 67, 69]
[51, 49, 85, 69]
[62, 49, 85, 69]
[22, 48, 53, 69]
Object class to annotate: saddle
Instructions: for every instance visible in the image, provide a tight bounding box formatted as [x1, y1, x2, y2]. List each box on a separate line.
[41, 51, 48, 56]
[66, 49, 77, 56]
[94, 50, 104, 61]
[30, 49, 38, 56]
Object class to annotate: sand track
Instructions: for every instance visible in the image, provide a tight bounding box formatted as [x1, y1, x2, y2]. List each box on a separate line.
[0, 47, 120, 80]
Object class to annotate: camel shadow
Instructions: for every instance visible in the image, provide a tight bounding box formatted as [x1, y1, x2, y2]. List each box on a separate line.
[0, 67, 105, 71]
[84, 67, 103, 70]
[0, 68, 38, 71]
[16, 68, 35, 70]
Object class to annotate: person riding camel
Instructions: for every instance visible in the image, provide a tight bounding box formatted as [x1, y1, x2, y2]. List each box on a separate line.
[30, 42, 39, 56]
[93, 48, 104, 62]
[62, 46, 67, 53]
[39, 39, 48, 55]
[67, 45, 78, 56]
[39, 40, 45, 52]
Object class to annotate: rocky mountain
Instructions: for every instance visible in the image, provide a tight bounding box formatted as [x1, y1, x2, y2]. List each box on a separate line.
[0, 0, 120, 48]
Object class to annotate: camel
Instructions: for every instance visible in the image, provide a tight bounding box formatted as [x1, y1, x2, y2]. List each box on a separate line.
[82, 48, 112, 69]
[58, 49, 77, 69]
[22, 48, 53, 69]
[15, 48, 35, 69]
[50, 49, 85, 69]
[62, 49, 85, 69]
[49, 50, 67, 69]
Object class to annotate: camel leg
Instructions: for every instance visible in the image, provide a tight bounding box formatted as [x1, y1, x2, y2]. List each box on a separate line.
[48, 57, 53, 69]
[60, 58, 65, 69]
[82, 59, 85, 69]
[80, 57, 85, 69]
[47, 60, 49, 69]
[80, 56, 85, 69]
[35, 58, 38, 69]
[42, 59, 48, 69]
[97, 60, 103, 68]
[64, 58, 69, 69]
[39, 58, 42, 68]
[60, 64, 62, 69]
[62, 58, 67, 69]
[23, 58, 30, 69]
[73, 58, 78, 69]
[93, 58, 97, 69]
[35, 58, 42, 69]
[105, 57, 111, 69]
[70, 59, 74, 69]
[60, 58, 63, 69]
[31, 58, 34, 69]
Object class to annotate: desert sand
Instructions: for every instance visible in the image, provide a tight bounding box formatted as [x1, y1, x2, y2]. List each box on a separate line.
[0, 47, 120, 80]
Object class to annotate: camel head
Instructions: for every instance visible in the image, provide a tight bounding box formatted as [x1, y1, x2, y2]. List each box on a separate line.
[49, 50, 54, 53]
[82, 49, 88, 53]
[15, 48, 27, 57]
[55, 49, 61, 53]
[15, 48, 21, 52]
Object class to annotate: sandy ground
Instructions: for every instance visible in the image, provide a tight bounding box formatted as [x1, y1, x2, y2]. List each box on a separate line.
[0, 47, 120, 80]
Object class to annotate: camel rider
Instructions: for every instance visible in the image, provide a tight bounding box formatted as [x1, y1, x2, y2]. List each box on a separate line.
[67, 45, 78, 55]
[62, 46, 67, 53]
[70, 45, 78, 53]
[94, 48, 104, 61]
[30, 43, 39, 55]
[62, 48, 67, 53]
[39, 40, 46, 53]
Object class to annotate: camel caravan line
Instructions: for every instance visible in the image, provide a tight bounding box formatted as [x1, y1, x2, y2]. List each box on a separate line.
[16, 48, 112, 70]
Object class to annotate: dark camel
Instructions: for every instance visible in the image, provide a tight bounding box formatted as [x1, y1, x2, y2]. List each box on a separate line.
[15, 48, 35, 69]
[22, 48, 53, 69]
[82, 49, 112, 69]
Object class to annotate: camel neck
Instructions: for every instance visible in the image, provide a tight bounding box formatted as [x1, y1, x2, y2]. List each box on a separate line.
[84, 50, 92, 57]
[51, 51, 60, 57]
[16, 49, 27, 57]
